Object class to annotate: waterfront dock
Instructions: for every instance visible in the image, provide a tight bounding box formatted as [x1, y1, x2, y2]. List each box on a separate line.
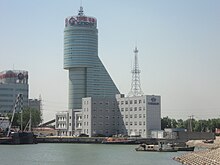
[173, 148, 220, 165]
[36, 136, 165, 144]
[173, 137, 220, 165]
[37, 136, 105, 144]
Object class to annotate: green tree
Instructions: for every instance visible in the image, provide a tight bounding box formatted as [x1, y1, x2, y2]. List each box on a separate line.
[161, 116, 172, 130]
[8, 107, 42, 129]
[176, 119, 184, 128]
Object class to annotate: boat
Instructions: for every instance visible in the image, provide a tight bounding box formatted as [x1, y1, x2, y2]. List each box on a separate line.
[0, 132, 37, 144]
[135, 143, 177, 152]
[175, 146, 195, 151]
[102, 137, 137, 144]
[0, 94, 37, 145]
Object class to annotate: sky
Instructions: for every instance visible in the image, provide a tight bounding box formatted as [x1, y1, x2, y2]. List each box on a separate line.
[0, 0, 220, 122]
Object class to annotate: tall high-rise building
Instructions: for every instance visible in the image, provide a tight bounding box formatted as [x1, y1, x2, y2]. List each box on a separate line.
[64, 7, 119, 109]
[0, 70, 29, 113]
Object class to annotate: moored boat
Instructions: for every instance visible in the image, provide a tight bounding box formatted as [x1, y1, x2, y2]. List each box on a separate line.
[135, 143, 177, 152]
[0, 94, 37, 145]
[175, 146, 195, 151]
[102, 137, 136, 144]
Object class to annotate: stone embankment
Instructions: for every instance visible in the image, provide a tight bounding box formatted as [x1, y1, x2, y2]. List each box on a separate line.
[173, 137, 220, 165]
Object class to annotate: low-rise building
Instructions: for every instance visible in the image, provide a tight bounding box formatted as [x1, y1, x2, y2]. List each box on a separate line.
[56, 94, 161, 138]
[28, 99, 41, 111]
[55, 111, 69, 136]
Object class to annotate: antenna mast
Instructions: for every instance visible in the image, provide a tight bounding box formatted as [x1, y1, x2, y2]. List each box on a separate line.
[128, 47, 144, 97]
[78, 5, 84, 16]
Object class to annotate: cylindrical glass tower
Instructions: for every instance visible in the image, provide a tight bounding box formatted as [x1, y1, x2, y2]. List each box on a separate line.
[64, 7, 119, 110]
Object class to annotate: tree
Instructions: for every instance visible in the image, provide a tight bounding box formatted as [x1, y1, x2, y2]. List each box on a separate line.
[161, 116, 172, 130]
[176, 119, 184, 128]
[8, 107, 42, 129]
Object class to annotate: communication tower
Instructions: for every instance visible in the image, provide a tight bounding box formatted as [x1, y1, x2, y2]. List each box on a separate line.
[128, 47, 144, 97]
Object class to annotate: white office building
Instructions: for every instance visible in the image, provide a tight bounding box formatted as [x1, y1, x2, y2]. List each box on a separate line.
[116, 94, 161, 138]
[58, 94, 161, 138]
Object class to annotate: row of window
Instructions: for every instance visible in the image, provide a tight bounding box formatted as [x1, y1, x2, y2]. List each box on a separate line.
[118, 99, 145, 105]
[120, 107, 145, 112]
[91, 114, 146, 119]
[125, 121, 146, 126]
[123, 114, 146, 118]
[0, 94, 13, 97]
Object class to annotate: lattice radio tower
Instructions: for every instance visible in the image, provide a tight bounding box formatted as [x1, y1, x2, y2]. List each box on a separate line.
[128, 47, 144, 97]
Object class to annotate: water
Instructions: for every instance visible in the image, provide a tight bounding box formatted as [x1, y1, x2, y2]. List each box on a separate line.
[0, 143, 183, 165]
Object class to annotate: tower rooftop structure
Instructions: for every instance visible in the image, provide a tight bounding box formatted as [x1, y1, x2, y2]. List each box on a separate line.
[128, 47, 144, 97]
[64, 6, 119, 109]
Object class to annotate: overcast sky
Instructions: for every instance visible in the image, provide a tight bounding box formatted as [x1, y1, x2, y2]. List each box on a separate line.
[0, 0, 220, 121]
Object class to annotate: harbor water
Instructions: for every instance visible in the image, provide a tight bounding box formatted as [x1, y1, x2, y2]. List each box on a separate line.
[0, 143, 184, 165]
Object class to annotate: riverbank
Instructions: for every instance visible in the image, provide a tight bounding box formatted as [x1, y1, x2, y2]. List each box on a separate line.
[173, 136, 220, 165]
[36, 136, 184, 145]
[37, 136, 105, 143]
[186, 136, 220, 149]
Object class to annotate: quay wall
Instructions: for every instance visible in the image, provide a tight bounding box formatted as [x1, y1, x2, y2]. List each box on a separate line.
[37, 136, 105, 144]
[177, 132, 215, 140]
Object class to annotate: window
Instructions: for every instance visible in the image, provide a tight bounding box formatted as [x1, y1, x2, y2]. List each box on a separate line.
[139, 121, 142, 125]
[139, 107, 142, 111]
[126, 122, 128, 126]
[134, 121, 137, 125]
[130, 115, 133, 118]
[125, 115, 128, 118]
[130, 107, 133, 111]
[139, 114, 142, 118]
[134, 114, 137, 118]
[134, 107, 137, 111]
[139, 100, 142, 104]
[121, 101, 124, 105]
[125, 108, 128, 111]
[125, 101, 128, 104]
[121, 108, 124, 112]
[143, 114, 146, 118]
[134, 100, 137, 104]
[130, 100, 133, 104]
[130, 122, 133, 125]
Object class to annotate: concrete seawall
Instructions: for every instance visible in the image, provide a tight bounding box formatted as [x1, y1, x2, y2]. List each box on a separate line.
[37, 136, 105, 144]
[36, 136, 183, 145]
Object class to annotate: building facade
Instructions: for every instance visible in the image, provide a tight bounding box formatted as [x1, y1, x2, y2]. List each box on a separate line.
[28, 99, 41, 111]
[80, 96, 119, 137]
[58, 94, 161, 138]
[55, 111, 69, 136]
[116, 94, 161, 138]
[64, 7, 119, 110]
[0, 70, 28, 113]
